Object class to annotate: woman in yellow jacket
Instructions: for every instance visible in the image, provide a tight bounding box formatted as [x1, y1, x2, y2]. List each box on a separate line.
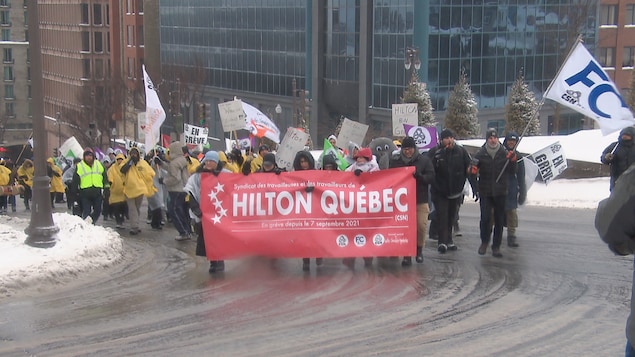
[119, 147, 156, 235]
[108, 154, 127, 229]
[218, 151, 240, 173]
[0, 159, 12, 213]
[16, 159, 34, 210]
[47, 157, 65, 208]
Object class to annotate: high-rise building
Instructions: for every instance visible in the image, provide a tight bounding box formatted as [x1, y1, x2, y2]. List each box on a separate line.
[598, 1, 635, 91]
[0, 0, 31, 147]
[158, 1, 598, 143]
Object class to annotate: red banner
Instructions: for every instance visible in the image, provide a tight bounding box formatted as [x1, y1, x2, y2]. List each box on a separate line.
[200, 167, 416, 260]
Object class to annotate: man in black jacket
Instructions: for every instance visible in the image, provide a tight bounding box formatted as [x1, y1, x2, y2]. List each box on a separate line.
[472, 128, 517, 258]
[390, 136, 435, 265]
[601, 126, 635, 191]
[428, 129, 474, 254]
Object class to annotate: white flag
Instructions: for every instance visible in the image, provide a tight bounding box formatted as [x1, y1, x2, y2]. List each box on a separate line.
[544, 41, 635, 135]
[142, 65, 166, 150]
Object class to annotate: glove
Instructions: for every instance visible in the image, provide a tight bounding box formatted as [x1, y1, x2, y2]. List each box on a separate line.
[274, 168, 283, 175]
[469, 165, 478, 175]
[518, 192, 527, 206]
[305, 185, 314, 193]
[506, 151, 517, 162]
[472, 191, 479, 202]
[212, 170, 220, 177]
[158, 177, 164, 185]
[413, 172, 419, 179]
[153, 157, 162, 166]
[354, 169, 362, 176]
[604, 153, 614, 162]
[191, 205, 203, 218]
[127, 160, 134, 167]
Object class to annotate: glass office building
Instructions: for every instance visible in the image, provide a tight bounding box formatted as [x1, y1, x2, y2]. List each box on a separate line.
[159, 0, 596, 141]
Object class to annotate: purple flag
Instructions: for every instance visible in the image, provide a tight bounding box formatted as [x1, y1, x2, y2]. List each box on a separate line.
[403, 124, 438, 151]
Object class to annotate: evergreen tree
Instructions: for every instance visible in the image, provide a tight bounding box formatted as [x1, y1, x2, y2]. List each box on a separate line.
[444, 69, 480, 139]
[401, 71, 436, 127]
[505, 72, 540, 135]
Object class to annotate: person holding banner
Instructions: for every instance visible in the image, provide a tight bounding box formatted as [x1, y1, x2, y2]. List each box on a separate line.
[292, 150, 323, 271]
[428, 129, 474, 254]
[502, 132, 526, 248]
[250, 144, 270, 173]
[389, 136, 435, 265]
[185, 151, 231, 273]
[601, 126, 635, 191]
[472, 128, 517, 258]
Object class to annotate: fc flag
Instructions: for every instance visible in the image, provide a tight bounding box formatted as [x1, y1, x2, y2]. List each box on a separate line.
[544, 41, 635, 135]
[142, 65, 166, 151]
[323, 138, 349, 171]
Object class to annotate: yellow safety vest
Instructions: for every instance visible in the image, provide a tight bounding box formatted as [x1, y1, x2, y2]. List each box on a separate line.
[77, 161, 104, 189]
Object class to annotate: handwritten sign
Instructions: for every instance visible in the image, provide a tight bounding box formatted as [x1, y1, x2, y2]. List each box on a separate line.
[337, 118, 369, 147]
[276, 127, 310, 172]
[218, 100, 246, 132]
[392, 103, 418, 136]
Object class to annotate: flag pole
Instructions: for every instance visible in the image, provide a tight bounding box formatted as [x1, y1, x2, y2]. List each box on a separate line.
[495, 35, 584, 183]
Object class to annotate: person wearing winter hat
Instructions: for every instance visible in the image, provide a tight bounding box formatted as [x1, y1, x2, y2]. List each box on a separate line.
[499, 131, 526, 248]
[472, 128, 517, 258]
[428, 128, 475, 255]
[184, 150, 231, 273]
[250, 144, 270, 173]
[389, 136, 435, 266]
[601, 126, 635, 191]
[71, 148, 109, 224]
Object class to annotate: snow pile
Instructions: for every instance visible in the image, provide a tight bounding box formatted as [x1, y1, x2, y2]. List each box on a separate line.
[0, 213, 124, 298]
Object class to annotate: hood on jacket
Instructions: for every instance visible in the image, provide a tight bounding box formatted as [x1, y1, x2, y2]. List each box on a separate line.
[503, 131, 519, 149]
[346, 141, 361, 160]
[168, 141, 183, 161]
[293, 150, 315, 170]
[322, 153, 338, 170]
[620, 126, 635, 141]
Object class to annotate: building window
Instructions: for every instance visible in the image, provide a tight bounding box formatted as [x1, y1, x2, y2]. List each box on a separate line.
[94, 32, 103, 52]
[127, 57, 134, 78]
[5, 102, 14, 116]
[105, 4, 109, 26]
[627, 5, 635, 26]
[137, 0, 143, 13]
[94, 59, 104, 79]
[126, 0, 133, 14]
[2, 48, 12, 63]
[137, 26, 144, 47]
[600, 5, 618, 26]
[599, 47, 616, 67]
[624, 47, 635, 67]
[1, 29, 8, 41]
[80, 3, 89, 25]
[0, 10, 10, 25]
[3, 66, 12, 81]
[4, 84, 13, 99]
[127, 25, 134, 46]
[0, 0, 8, 8]
[106, 32, 110, 53]
[93, 4, 102, 25]
[27, 84, 30, 99]
[82, 59, 90, 79]
[81, 31, 90, 52]
[26, 66, 29, 80]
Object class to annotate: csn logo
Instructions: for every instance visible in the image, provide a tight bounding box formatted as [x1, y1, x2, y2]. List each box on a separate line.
[373, 234, 385, 246]
[336, 234, 349, 247]
[560, 90, 580, 106]
[354, 234, 366, 247]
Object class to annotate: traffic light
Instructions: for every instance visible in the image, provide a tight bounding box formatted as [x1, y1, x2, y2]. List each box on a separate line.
[53, 148, 59, 157]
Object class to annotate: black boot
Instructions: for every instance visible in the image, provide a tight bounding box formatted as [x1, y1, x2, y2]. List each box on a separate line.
[401, 256, 412, 266]
[302, 258, 310, 271]
[415, 246, 424, 263]
[209, 260, 225, 273]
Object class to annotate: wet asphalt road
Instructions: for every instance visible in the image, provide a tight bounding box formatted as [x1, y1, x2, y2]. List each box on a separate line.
[0, 203, 632, 356]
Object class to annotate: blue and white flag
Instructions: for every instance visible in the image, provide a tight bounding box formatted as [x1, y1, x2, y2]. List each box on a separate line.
[544, 41, 635, 135]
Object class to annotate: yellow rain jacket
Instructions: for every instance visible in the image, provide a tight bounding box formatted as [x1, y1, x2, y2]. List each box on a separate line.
[47, 158, 65, 193]
[107, 154, 126, 204]
[17, 160, 34, 188]
[219, 151, 240, 173]
[0, 163, 11, 186]
[121, 155, 156, 199]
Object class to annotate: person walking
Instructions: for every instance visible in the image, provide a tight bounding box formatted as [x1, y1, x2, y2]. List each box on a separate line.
[595, 164, 635, 357]
[472, 128, 517, 258]
[390, 136, 435, 265]
[293, 150, 323, 272]
[107, 153, 127, 229]
[0, 159, 11, 214]
[184, 151, 231, 273]
[601, 126, 635, 191]
[428, 129, 474, 254]
[47, 157, 65, 209]
[120, 146, 156, 235]
[165, 141, 192, 240]
[71, 149, 109, 224]
[502, 132, 527, 247]
[16, 159, 34, 211]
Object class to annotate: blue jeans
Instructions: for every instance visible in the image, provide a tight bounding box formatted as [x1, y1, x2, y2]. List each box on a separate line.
[627, 340, 635, 357]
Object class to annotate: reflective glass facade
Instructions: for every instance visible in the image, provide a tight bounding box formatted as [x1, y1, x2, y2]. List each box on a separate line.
[160, 0, 308, 96]
[324, 0, 360, 82]
[372, 1, 597, 111]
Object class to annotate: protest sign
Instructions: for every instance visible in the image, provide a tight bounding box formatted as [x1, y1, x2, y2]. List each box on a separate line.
[218, 100, 246, 132]
[392, 103, 418, 136]
[530, 141, 567, 185]
[403, 124, 437, 151]
[184, 123, 209, 145]
[276, 128, 310, 172]
[337, 118, 369, 147]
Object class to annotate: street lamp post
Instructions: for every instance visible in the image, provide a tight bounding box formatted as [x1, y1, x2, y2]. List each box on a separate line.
[404, 46, 421, 84]
[25, 0, 59, 248]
